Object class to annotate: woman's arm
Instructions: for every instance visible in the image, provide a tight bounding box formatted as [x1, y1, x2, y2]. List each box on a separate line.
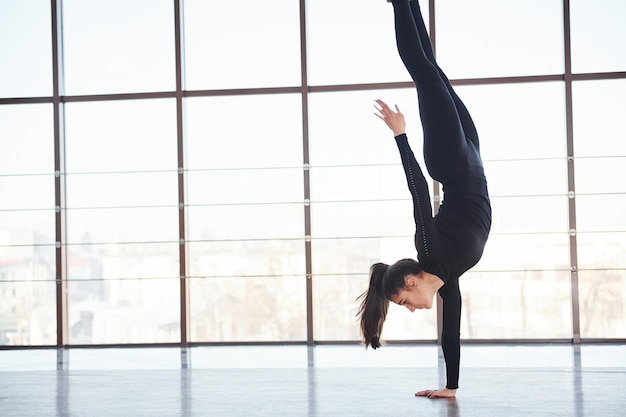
[374, 99, 438, 264]
[416, 281, 461, 398]
[440, 280, 462, 390]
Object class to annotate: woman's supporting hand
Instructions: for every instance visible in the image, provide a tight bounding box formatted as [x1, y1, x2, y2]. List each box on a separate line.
[415, 387, 457, 399]
[374, 99, 406, 137]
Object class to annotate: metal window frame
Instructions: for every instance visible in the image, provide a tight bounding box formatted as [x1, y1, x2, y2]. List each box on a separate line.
[51, 0, 68, 346]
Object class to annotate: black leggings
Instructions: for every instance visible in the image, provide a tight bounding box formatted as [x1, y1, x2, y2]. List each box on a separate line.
[392, 0, 483, 183]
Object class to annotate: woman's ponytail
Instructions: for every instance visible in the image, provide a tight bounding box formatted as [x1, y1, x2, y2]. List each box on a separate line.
[357, 262, 390, 349]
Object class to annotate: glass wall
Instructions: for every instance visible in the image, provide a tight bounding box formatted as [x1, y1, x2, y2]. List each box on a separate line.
[0, 0, 625, 346]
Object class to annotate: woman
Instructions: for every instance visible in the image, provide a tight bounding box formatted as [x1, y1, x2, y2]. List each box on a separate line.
[357, 0, 492, 398]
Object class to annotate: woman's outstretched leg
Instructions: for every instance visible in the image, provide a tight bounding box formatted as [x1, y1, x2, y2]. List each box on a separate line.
[390, 0, 470, 182]
[407, 1, 481, 154]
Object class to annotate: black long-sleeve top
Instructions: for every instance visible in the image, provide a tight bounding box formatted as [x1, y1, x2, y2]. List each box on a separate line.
[395, 134, 492, 389]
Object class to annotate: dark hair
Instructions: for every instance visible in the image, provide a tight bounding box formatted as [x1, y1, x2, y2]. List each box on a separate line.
[356, 259, 422, 349]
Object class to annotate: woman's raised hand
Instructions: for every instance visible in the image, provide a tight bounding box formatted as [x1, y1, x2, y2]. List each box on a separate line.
[374, 99, 406, 137]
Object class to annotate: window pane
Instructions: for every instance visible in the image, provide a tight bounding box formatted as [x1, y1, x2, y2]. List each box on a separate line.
[187, 169, 302, 205]
[307, 1, 412, 85]
[0, 211, 55, 246]
[65, 99, 177, 173]
[0, 104, 54, 175]
[67, 242, 179, 344]
[462, 271, 572, 339]
[62, 0, 175, 95]
[66, 172, 179, 208]
[576, 195, 626, 233]
[309, 89, 422, 166]
[575, 158, 625, 195]
[189, 276, 306, 342]
[570, 0, 626, 74]
[0, 244, 55, 274]
[315, 274, 359, 340]
[312, 237, 416, 277]
[188, 241, 305, 278]
[577, 233, 626, 270]
[579, 271, 626, 338]
[454, 83, 567, 161]
[67, 207, 179, 244]
[478, 234, 570, 271]
[188, 240, 305, 342]
[436, 0, 563, 79]
[312, 201, 414, 239]
[67, 243, 179, 280]
[491, 196, 569, 234]
[0, 176, 55, 210]
[573, 80, 626, 158]
[68, 277, 180, 344]
[486, 159, 567, 197]
[188, 205, 302, 241]
[0, 0, 52, 97]
[0, 281, 56, 346]
[184, 0, 301, 90]
[186, 95, 303, 170]
[64, 98, 179, 248]
[310, 165, 412, 202]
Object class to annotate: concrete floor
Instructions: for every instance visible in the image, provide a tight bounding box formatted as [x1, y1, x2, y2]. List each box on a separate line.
[1, 344, 625, 416]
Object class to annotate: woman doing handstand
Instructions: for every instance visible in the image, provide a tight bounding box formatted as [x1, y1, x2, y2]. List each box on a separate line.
[358, 0, 492, 399]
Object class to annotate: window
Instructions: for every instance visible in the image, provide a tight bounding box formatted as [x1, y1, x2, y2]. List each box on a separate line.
[1, 0, 625, 346]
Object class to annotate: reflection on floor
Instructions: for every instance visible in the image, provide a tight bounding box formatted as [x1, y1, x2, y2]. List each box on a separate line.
[1, 344, 625, 416]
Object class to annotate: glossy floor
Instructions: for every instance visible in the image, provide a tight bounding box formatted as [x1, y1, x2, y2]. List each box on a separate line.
[1, 344, 625, 416]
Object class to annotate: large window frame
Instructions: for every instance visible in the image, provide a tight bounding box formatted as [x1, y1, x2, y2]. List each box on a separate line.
[1, 0, 625, 347]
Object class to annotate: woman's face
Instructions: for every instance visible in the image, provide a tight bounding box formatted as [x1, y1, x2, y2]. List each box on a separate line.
[389, 275, 433, 311]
